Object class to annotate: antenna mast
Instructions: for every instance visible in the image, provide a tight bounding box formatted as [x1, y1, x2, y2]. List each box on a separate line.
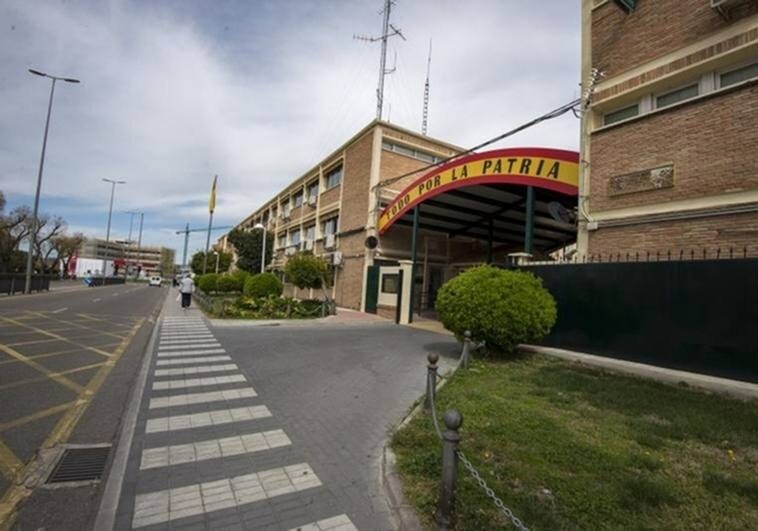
[354, 0, 406, 121]
[422, 39, 432, 135]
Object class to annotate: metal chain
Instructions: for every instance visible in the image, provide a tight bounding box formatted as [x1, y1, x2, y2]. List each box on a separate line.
[427, 372, 443, 440]
[457, 450, 530, 531]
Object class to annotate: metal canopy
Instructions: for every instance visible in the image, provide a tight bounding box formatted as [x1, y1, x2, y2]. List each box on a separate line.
[391, 183, 576, 253]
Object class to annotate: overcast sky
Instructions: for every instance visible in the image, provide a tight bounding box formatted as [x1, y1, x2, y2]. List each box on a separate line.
[1, 0, 580, 261]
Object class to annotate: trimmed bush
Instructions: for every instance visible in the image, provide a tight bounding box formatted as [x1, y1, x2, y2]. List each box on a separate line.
[284, 252, 328, 290]
[244, 273, 283, 298]
[435, 265, 557, 355]
[216, 274, 243, 293]
[231, 269, 249, 286]
[197, 273, 218, 293]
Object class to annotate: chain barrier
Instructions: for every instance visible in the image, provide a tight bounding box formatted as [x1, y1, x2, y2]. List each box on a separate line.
[427, 371, 443, 440]
[457, 450, 530, 531]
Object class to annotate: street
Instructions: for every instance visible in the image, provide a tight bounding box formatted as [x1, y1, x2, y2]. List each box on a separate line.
[0, 282, 167, 529]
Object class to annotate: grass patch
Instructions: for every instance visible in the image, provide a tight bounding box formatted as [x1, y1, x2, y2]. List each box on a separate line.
[391, 355, 758, 530]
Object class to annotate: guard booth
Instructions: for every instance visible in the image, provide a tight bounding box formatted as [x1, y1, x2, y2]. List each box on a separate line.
[366, 147, 579, 323]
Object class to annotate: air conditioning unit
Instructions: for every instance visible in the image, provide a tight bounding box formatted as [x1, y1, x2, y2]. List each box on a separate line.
[324, 233, 336, 250]
[331, 251, 343, 266]
[285, 246, 296, 256]
[304, 240, 314, 251]
[307, 195, 317, 207]
[711, 0, 742, 17]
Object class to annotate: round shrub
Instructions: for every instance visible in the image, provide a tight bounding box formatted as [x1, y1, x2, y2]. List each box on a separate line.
[284, 252, 327, 289]
[216, 274, 242, 293]
[197, 273, 218, 293]
[244, 273, 283, 298]
[231, 269, 249, 286]
[435, 265, 557, 355]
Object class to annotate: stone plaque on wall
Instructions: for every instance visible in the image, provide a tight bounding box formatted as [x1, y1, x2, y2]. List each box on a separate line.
[608, 164, 674, 197]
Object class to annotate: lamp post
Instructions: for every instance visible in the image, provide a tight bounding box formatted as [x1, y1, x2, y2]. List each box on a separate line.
[24, 68, 80, 294]
[101, 179, 126, 285]
[254, 222, 266, 273]
[213, 251, 220, 274]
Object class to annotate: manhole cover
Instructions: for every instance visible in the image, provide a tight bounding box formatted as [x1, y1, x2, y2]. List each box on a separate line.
[47, 446, 111, 484]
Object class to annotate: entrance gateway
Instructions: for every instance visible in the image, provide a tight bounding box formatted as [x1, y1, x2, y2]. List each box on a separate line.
[366, 147, 579, 323]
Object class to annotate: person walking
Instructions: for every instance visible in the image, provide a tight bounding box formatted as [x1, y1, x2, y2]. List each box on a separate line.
[179, 274, 195, 309]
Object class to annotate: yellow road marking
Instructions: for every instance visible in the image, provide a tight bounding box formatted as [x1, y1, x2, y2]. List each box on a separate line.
[5, 338, 58, 348]
[0, 316, 113, 359]
[0, 344, 83, 394]
[0, 343, 120, 367]
[0, 440, 23, 482]
[0, 316, 145, 526]
[0, 362, 105, 392]
[26, 312, 127, 341]
[0, 402, 76, 433]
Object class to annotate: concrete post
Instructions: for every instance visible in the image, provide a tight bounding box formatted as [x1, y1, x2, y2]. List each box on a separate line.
[461, 331, 472, 369]
[435, 409, 463, 530]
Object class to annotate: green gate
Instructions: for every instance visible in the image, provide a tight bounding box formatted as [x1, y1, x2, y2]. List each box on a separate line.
[365, 265, 380, 314]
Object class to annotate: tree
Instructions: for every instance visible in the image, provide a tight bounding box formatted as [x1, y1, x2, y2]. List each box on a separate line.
[0, 193, 32, 273]
[160, 248, 176, 276]
[32, 214, 66, 273]
[191, 249, 232, 275]
[52, 232, 84, 277]
[284, 251, 328, 290]
[227, 228, 273, 273]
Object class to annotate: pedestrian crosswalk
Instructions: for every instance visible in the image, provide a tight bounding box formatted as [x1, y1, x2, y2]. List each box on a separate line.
[129, 315, 357, 530]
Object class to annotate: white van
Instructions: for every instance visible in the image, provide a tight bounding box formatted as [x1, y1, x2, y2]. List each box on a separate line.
[148, 276, 162, 287]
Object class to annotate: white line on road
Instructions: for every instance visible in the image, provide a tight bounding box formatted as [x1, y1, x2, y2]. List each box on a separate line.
[154, 364, 238, 377]
[145, 405, 271, 433]
[289, 514, 358, 531]
[131, 463, 321, 528]
[157, 349, 226, 358]
[139, 429, 291, 470]
[92, 298, 101, 302]
[152, 374, 246, 391]
[159, 336, 214, 344]
[158, 341, 220, 350]
[51, 307, 68, 314]
[149, 387, 257, 409]
[156, 356, 232, 366]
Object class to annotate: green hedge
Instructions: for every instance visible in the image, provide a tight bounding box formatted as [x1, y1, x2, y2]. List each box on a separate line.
[216, 274, 243, 293]
[197, 273, 218, 293]
[435, 265, 557, 355]
[244, 273, 283, 298]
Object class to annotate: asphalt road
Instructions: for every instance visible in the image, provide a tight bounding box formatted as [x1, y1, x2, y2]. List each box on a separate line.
[0, 282, 166, 530]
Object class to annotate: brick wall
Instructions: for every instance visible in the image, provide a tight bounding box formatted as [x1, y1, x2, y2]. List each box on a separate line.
[592, 0, 758, 78]
[588, 211, 758, 258]
[340, 131, 374, 234]
[590, 84, 758, 212]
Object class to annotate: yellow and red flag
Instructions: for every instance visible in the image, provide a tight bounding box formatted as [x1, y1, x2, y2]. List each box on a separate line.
[209, 175, 218, 213]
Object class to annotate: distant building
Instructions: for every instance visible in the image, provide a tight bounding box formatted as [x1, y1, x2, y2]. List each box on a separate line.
[578, 0, 758, 258]
[74, 238, 175, 277]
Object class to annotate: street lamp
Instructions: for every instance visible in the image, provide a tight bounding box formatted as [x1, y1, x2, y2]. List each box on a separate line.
[101, 179, 126, 285]
[254, 222, 266, 273]
[213, 251, 220, 274]
[24, 68, 81, 294]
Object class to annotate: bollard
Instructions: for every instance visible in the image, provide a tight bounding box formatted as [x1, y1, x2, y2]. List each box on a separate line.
[425, 353, 439, 411]
[435, 409, 463, 530]
[461, 331, 472, 369]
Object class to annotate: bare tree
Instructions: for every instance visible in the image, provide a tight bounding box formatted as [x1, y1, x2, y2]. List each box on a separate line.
[33, 215, 67, 273]
[0, 193, 32, 273]
[53, 232, 85, 277]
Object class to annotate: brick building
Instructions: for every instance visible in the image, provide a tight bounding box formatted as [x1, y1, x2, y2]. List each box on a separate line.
[221, 120, 579, 319]
[578, 0, 758, 258]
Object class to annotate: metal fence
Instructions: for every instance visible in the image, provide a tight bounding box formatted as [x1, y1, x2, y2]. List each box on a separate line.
[425, 335, 529, 531]
[0, 275, 50, 295]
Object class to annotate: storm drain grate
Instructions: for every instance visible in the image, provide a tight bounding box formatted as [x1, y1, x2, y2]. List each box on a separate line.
[47, 446, 111, 484]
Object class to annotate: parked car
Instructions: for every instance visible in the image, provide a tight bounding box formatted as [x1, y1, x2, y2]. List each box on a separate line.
[148, 276, 162, 287]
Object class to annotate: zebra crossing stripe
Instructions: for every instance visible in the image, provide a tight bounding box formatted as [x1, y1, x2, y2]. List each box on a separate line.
[132, 463, 321, 528]
[149, 387, 257, 409]
[156, 356, 232, 366]
[157, 349, 226, 358]
[154, 364, 238, 377]
[152, 374, 246, 390]
[289, 514, 358, 531]
[145, 405, 271, 433]
[139, 429, 291, 470]
[158, 342, 220, 351]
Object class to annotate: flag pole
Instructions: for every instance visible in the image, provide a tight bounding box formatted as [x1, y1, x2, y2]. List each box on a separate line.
[203, 175, 217, 274]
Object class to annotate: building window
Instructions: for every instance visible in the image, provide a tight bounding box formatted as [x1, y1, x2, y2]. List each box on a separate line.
[325, 165, 342, 189]
[290, 229, 301, 246]
[720, 62, 758, 88]
[307, 180, 319, 200]
[381, 274, 399, 294]
[304, 224, 315, 242]
[382, 141, 443, 164]
[603, 104, 639, 125]
[292, 191, 303, 208]
[656, 84, 698, 109]
[277, 233, 286, 248]
[321, 216, 338, 236]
